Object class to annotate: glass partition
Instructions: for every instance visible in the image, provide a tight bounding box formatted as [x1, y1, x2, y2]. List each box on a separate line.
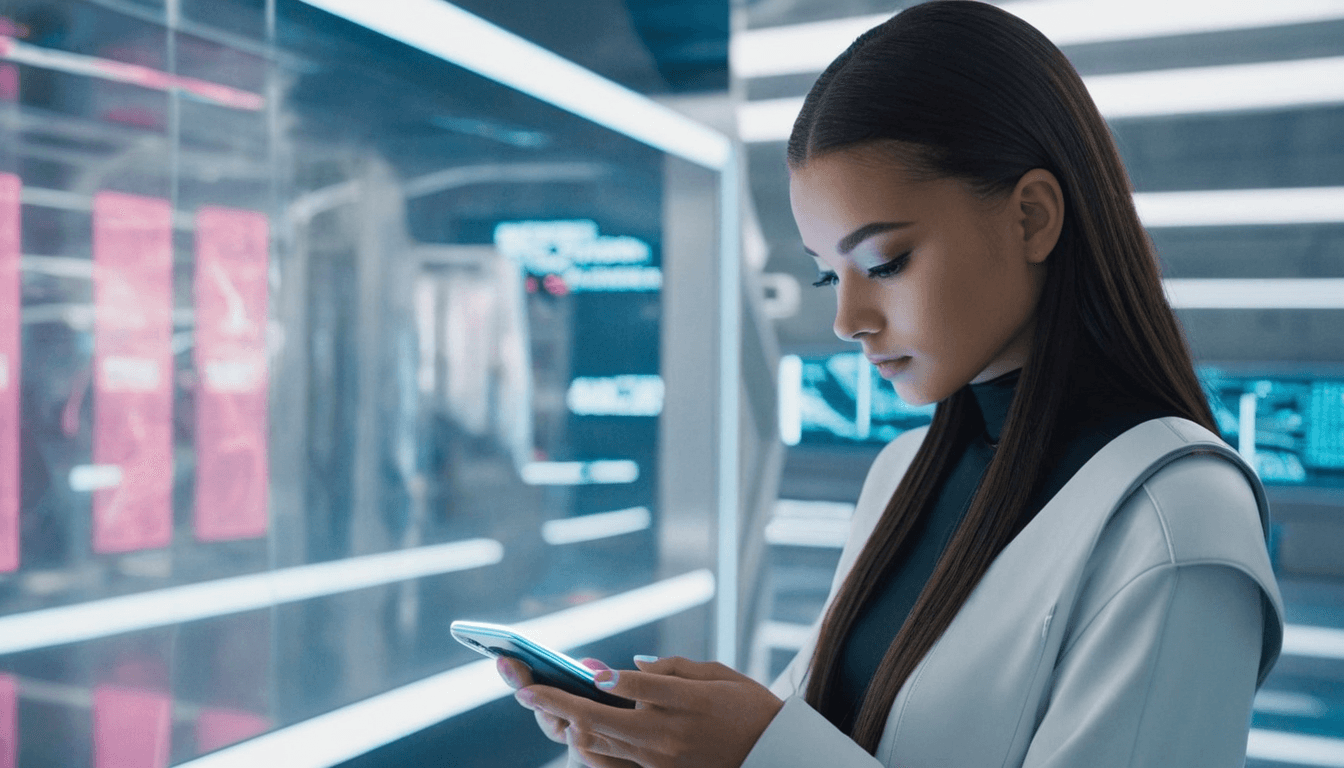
[0, 1, 732, 765]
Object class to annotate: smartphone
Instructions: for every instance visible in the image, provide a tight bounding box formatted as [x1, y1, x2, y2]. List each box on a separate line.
[451, 620, 636, 709]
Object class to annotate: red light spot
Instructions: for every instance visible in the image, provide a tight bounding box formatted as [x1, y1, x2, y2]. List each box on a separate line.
[543, 273, 569, 296]
[525, 276, 539, 293]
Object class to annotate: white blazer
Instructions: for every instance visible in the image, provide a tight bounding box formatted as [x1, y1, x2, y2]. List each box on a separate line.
[742, 417, 1284, 768]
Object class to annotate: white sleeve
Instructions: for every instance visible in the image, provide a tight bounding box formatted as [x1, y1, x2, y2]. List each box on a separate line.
[1022, 562, 1263, 767]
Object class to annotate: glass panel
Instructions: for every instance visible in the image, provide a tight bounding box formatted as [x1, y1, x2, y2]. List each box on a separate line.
[0, 1, 714, 765]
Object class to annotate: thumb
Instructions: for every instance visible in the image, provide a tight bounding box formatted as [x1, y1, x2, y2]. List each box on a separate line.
[579, 657, 610, 671]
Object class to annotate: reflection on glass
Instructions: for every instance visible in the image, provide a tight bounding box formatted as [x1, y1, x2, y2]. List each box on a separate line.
[0, 0, 684, 764]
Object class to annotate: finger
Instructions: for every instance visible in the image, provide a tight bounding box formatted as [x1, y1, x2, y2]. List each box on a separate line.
[591, 667, 700, 709]
[564, 723, 644, 767]
[534, 708, 569, 744]
[497, 656, 534, 689]
[579, 657, 610, 671]
[520, 684, 636, 732]
[632, 655, 739, 682]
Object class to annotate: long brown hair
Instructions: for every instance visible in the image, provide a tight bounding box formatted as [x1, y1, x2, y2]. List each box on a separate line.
[789, 1, 1217, 753]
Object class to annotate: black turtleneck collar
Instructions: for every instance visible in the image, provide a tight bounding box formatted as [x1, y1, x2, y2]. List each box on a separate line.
[970, 367, 1021, 445]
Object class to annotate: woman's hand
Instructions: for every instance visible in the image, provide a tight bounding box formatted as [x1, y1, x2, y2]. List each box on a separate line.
[496, 656, 640, 768]
[513, 656, 784, 768]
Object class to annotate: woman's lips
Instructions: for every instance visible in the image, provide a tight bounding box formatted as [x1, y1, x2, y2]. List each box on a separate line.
[872, 356, 912, 380]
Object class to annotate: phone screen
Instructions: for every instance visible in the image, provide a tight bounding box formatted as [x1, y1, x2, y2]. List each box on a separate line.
[452, 620, 636, 709]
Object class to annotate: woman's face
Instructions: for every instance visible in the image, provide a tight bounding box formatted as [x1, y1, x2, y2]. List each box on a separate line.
[788, 144, 1061, 406]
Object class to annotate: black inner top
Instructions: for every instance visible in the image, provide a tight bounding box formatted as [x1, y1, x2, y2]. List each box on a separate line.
[818, 358, 1181, 733]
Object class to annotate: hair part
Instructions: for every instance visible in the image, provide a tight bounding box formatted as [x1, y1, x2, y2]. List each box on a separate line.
[792, 0, 1216, 753]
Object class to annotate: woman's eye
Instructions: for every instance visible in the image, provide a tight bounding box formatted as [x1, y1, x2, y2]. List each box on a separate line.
[867, 253, 910, 278]
[811, 272, 837, 288]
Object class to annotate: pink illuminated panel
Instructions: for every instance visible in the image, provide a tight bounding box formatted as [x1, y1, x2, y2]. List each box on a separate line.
[92, 191, 175, 553]
[0, 673, 15, 768]
[93, 685, 171, 768]
[193, 207, 269, 541]
[0, 174, 19, 573]
[195, 707, 269, 753]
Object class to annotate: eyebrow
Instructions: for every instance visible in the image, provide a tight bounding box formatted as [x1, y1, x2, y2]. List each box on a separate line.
[802, 221, 913, 257]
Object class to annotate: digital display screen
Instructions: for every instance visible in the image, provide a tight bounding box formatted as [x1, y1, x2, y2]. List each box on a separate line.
[790, 354, 1344, 487]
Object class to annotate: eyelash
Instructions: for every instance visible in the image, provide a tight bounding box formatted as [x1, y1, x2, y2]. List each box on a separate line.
[812, 252, 911, 288]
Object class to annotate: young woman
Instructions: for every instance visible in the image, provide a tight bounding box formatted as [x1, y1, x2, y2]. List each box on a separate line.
[500, 2, 1284, 766]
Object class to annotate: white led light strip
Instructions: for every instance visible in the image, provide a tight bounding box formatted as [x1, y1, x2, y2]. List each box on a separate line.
[0, 539, 503, 655]
[297, 0, 731, 170]
[738, 57, 1344, 143]
[1247, 729, 1344, 767]
[175, 569, 716, 768]
[1163, 279, 1344, 309]
[0, 36, 264, 111]
[1134, 187, 1344, 228]
[732, 0, 1344, 79]
[541, 506, 653, 545]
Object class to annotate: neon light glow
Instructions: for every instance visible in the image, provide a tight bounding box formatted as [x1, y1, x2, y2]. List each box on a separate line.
[174, 570, 716, 768]
[731, 1, 1344, 79]
[541, 506, 652, 545]
[297, 0, 731, 169]
[92, 192, 175, 554]
[94, 686, 171, 768]
[1283, 623, 1344, 661]
[520, 460, 640, 485]
[566, 375, 665, 416]
[1134, 186, 1344, 227]
[193, 207, 271, 542]
[1163, 279, 1344, 309]
[1246, 729, 1344, 766]
[0, 539, 504, 655]
[764, 499, 854, 548]
[739, 58, 1344, 143]
[0, 36, 263, 111]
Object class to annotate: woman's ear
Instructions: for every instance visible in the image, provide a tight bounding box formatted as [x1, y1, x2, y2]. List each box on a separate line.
[1014, 168, 1064, 265]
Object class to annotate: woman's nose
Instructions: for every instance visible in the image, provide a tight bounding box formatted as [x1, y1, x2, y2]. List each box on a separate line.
[832, 276, 882, 341]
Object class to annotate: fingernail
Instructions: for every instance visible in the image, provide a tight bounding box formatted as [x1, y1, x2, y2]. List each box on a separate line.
[514, 689, 535, 709]
[634, 654, 659, 664]
[593, 669, 618, 689]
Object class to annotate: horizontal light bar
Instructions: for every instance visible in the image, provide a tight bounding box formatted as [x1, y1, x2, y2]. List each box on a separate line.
[764, 518, 851, 547]
[753, 620, 814, 651]
[0, 539, 503, 655]
[521, 460, 640, 485]
[1163, 279, 1344, 309]
[0, 36, 263, 111]
[738, 57, 1344, 142]
[1134, 187, 1344, 228]
[298, 0, 731, 170]
[765, 499, 855, 548]
[1282, 623, 1344, 660]
[1088, 56, 1344, 120]
[176, 569, 716, 768]
[1254, 690, 1328, 718]
[542, 506, 652, 545]
[1247, 728, 1344, 767]
[731, 1, 1344, 79]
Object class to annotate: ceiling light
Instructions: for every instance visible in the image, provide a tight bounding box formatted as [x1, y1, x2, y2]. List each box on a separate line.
[731, 0, 1344, 79]
[739, 56, 1344, 142]
[299, 0, 731, 169]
